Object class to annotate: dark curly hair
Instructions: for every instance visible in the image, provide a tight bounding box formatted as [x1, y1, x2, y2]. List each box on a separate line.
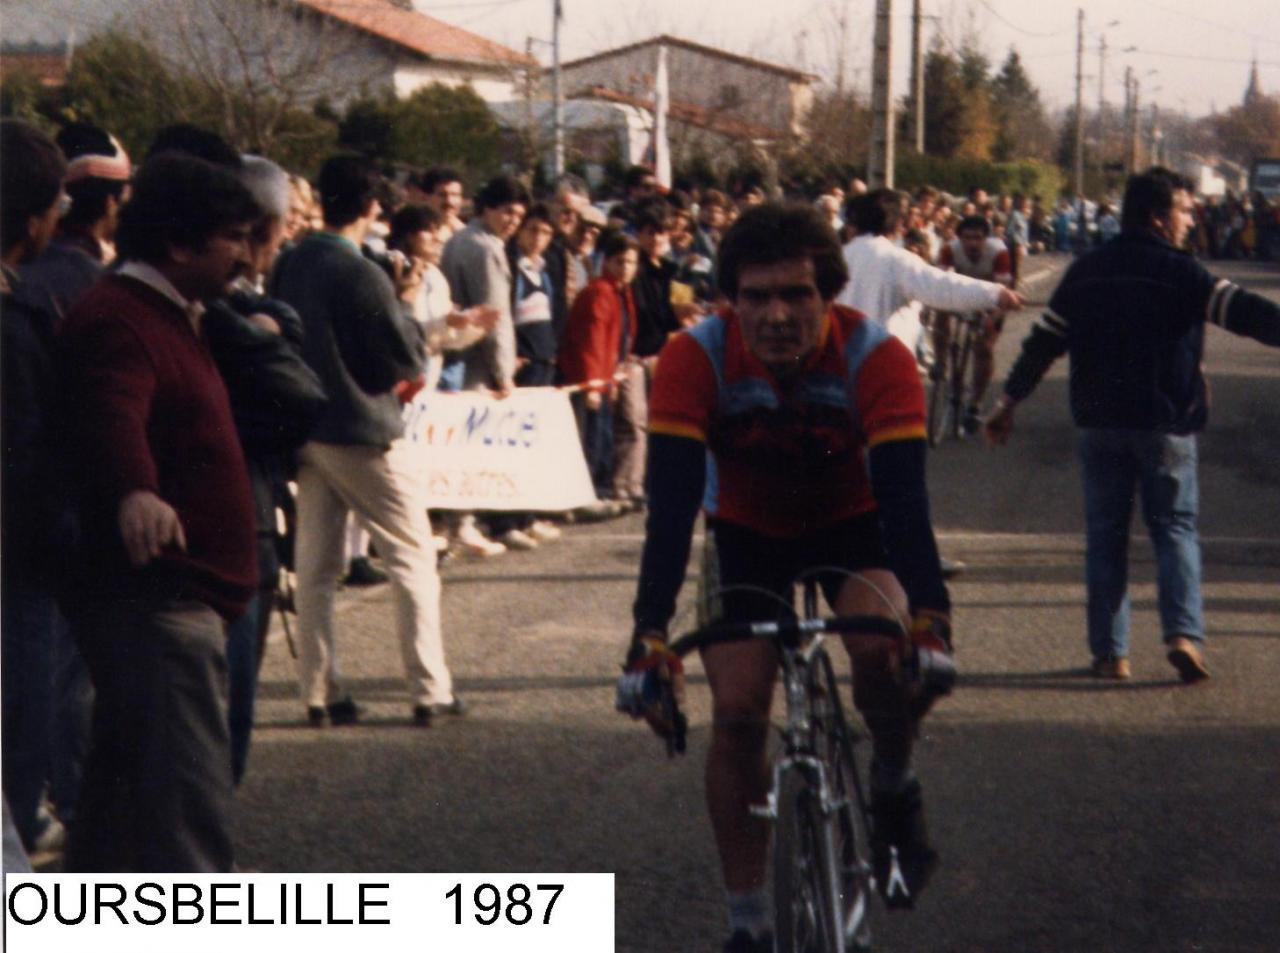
[116, 154, 261, 264]
[716, 202, 848, 301]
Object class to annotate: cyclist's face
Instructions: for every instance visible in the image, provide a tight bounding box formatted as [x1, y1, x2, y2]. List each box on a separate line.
[736, 258, 828, 378]
[959, 228, 986, 259]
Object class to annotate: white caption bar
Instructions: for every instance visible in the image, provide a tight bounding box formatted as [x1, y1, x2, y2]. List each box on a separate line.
[5, 873, 614, 953]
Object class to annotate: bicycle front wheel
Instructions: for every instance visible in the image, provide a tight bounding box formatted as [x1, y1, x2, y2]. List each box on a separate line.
[774, 766, 844, 953]
[926, 367, 948, 447]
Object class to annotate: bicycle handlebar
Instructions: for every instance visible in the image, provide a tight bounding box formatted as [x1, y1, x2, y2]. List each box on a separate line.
[668, 614, 905, 658]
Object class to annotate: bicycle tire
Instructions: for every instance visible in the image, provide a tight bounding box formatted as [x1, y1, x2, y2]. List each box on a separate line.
[925, 314, 951, 447]
[809, 653, 874, 951]
[925, 363, 948, 448]
[774, 765, 845, 953]
[949, 320, 975, 440]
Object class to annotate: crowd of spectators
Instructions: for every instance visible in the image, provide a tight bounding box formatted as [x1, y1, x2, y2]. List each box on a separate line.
[1193, 190, 1280, 261]
[0, 113, 1172, 872]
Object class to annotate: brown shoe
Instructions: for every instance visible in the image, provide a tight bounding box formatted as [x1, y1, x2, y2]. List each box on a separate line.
[1091, 656, 1131, 680]
[1166, 637, 1210, 683]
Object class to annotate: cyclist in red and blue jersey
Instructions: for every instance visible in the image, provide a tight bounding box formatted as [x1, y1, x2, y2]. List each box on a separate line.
[619, 204, 954, 953]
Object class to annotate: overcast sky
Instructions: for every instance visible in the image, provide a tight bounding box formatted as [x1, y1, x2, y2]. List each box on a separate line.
[4, 0, 1276, 117]
[431, 0, 1279, 117]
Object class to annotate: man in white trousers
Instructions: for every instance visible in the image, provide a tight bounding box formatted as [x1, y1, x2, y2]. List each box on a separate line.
[271, 155, 463, 728]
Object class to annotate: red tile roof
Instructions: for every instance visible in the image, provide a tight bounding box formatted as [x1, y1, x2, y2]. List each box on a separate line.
[572, 85, 786, 142]
[296, 0, 535, 69]
[0, 51, 69, 88]
[561, 35, 819, 85]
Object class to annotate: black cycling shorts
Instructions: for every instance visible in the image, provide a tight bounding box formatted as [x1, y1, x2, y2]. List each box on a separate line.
[703, 512, 890, 625]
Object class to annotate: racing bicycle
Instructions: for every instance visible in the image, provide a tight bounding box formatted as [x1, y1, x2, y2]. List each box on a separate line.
[926, 310, 986, 445]
[659, 576, 953, 953]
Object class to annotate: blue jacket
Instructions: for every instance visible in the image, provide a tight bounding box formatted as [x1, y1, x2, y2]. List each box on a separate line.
[1004, 230, 1280, 434]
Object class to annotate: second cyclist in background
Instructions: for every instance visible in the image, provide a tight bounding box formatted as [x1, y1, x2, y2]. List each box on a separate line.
[936, 215, 1014, 434]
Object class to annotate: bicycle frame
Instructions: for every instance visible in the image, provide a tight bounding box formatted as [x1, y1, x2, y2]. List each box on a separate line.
[662, 581, 914, 952]
[927, 310, 984, 445]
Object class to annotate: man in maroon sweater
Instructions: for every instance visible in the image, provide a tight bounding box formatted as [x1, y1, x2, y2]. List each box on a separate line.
[57, 153, 261, 872]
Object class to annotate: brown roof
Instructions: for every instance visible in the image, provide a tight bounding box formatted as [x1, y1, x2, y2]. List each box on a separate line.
[0, 51, 69, 88]
[296, 0, 535, 69]
[561, 34, 818, 84]
[572, 85, 786, 142]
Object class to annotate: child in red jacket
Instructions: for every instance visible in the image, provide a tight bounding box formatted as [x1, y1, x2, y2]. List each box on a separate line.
[557, 231, 639, 496]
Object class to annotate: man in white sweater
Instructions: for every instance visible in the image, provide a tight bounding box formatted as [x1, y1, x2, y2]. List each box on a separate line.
[838, 189, 1024, 577]
[837, 189, 1023, 357]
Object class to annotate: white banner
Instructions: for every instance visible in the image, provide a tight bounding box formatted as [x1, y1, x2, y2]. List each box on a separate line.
[401, 387, 597, 512]
[5, 874, 614, 953]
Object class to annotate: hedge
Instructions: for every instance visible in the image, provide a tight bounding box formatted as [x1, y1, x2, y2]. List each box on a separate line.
[894, 153, 1066, 204]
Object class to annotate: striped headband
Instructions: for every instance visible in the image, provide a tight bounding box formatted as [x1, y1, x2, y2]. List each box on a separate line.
[65, 135, 131, 184]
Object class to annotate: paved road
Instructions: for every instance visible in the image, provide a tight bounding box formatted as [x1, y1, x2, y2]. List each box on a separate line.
[239, 256, 1280, 953]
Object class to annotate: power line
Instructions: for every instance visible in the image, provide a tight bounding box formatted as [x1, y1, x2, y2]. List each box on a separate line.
[1124, 46, 1280, 68]
[1131, 0, 1280, 49]
[969, 0, 1068, 38]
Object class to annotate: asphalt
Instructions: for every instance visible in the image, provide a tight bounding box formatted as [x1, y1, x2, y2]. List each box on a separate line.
[236, 254, 1280, 953]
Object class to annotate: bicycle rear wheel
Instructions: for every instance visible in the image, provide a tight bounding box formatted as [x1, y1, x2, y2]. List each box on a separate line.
[948, 321, 975, 440]
[925, 315, 950, 447]
[925, 362, 948, 447]
[774, 765, 844, 953]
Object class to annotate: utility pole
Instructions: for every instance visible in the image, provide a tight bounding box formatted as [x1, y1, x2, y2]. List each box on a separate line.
[868, 0, 895, 188]
[1073, 8, 1084, 198]
[835, 0, 850, 96]
[1122, 66, 1132, 174]
[1149, 102, 1160, 165]
[1129, 75, 1141, 174]
[552, 0, 564, 177]
[911, 0, 925, 153]
[1096, 35, 1106, 153]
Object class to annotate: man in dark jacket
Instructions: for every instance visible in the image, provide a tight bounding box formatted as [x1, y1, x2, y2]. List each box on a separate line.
[1, 120, 71, 861]
[20, 122, 131, 317]
[205, 154, 327, 783]
[986, 167, 1280, 682]
[271, 155, 462, 728]
[58, 153, 262, 871]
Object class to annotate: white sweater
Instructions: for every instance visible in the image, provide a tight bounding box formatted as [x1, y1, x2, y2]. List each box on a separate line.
[836, 234, 1006, 355]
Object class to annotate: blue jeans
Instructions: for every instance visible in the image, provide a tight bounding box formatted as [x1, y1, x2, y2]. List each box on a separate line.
[1, 585, 54, 848]
[226, 593, 261, 786]
[1078, 429, 1204, 661]
[572, 393, 615, 498]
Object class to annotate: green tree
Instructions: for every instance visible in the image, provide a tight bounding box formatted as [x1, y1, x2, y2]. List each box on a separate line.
[991, 50, 1054, 162]
[1212, 93, 1280, 166]
[919, 41, 996, 160]
[338, 95, 397, 159]
[54, 30, 337, 174]
[788, 87, 871, 191]
[62, 31, 217, 159]
[387, 84, 504, 177]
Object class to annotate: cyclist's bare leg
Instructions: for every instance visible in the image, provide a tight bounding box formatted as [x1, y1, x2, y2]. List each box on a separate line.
[833, 570, 914, 779]
[834, 570, 938, 902]
[701, 638, 779, 892]
[969, 314, 1003, 409]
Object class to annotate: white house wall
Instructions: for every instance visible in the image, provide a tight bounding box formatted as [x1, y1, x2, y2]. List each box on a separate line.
[561, 44, 807, 136]
[394, 65, 518, 103]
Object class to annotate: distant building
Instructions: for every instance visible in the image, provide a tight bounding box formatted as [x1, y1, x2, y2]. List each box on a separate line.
[291, 0, 535, 104]
[1243, 58, 1264, 107]
[0, 44, 71, 89]
[1, 0, 534, 108]
[558, 35, 817, 140]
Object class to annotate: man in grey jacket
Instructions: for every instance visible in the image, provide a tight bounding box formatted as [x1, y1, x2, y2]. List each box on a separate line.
[271, 155, 461, 727]
[440, 175, 529, 394]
